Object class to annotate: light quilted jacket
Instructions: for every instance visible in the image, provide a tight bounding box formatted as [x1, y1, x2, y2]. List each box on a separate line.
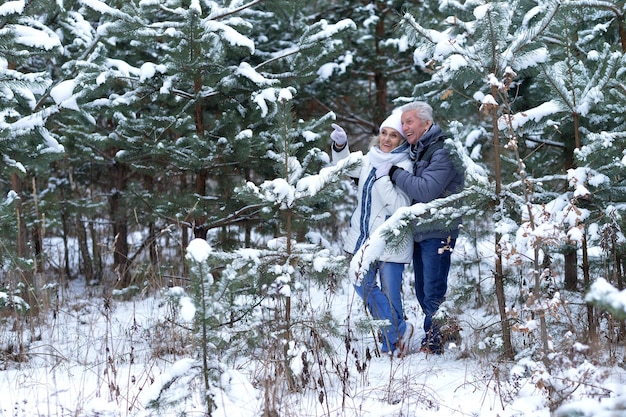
[332, 142, 413, 263]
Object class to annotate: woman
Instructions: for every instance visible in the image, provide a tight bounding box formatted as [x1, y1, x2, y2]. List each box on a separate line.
[330, 112, 414, 357]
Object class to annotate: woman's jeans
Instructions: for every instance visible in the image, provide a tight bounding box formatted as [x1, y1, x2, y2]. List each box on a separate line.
[413, 237, 455, 351]
[354, 261, 406, 353]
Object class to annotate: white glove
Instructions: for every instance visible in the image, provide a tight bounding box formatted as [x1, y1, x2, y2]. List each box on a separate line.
[330, 123, 347, 147]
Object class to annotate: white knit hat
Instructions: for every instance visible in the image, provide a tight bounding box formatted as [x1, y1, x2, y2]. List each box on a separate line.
[379, 112, 405, 139]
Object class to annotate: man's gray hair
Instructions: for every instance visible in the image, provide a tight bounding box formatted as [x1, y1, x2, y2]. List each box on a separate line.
[400, 101, 433, 122]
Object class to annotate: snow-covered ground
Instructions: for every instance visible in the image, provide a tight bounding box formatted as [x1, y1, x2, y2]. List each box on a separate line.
[1, 237, 625, 417]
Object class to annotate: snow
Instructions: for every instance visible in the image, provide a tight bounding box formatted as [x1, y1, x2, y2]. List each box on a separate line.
[186, 237, 213, 263]
[296, 151, 363, 196]
[482, 93, 497, 106]
[309, 19, 357, 43]
[512, 47, 549, 70]
[0, 1, 24, 16]
[498, 100, 561, 130]
[253, 87, 295, 117]
[179, 295, 196, 322]
[50, 80, 80, 111]
[586, 277, 626, 313]
[3, 155, 27, 173]
[474, 3, 491, 19]
[39, 128, 65, 154]
[236, 62, 277, 86]
[12, 25, 61, 51]
[448, 54, 468, 71]
[4, 266, 622, 417]
[318, 51, 353, 80]
[3, 216, 624, 417]
[204, 20, 255, 53]
[139, 63, 167, 82]
[1, 1, 625, 416]
[140, 357, 197, 405]
[80, 0, 122, 16]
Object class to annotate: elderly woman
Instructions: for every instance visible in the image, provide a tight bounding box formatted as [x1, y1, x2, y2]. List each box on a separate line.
[330, 112, 414, 357]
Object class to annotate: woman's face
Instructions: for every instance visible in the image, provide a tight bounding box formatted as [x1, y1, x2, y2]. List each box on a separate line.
[378, 127, 404, 153]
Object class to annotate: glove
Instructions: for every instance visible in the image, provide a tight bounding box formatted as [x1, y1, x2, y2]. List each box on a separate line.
[388, 165, 402, 184]
[330, 123, 347, 147]
[375, 163, 392, 179]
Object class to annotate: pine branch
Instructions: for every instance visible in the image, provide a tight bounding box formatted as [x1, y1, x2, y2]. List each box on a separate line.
[564, 0, 625, 17]
[505, 0, 561, 57]
[350, 186, 485, 283]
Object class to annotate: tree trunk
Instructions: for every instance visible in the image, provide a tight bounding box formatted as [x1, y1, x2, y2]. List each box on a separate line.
[582, 233, 596, 343]
[12, 173, 28, 259]
[90, 218, 104, 282]
[149, 222, 157, 264]
[193, 70, 208, 240]
[180, 173, 189, 277]
[61, 208, 73, 281]
[489, 86, 514, 359]
[109, 163, 131, 287]
[75, 214, 93, 282]
[30, 177, 44, 273]
[194, 169, 208, 239]
[563, 114, 579, 291]
[11, 173, 37, 313]
[563, 249, 578, 291]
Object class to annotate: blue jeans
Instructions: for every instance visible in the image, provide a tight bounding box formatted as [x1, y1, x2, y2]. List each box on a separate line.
[354, 261, 406, 353]
[413, 238, 455, 349]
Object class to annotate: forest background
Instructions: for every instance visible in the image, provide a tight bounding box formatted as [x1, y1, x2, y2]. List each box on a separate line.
[1, 0, 626, 416]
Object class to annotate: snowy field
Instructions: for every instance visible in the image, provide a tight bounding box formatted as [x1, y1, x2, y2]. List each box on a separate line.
[1, 236, 626, 417]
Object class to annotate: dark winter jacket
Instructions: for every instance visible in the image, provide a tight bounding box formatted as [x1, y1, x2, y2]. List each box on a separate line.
[389, 124, 465, 243]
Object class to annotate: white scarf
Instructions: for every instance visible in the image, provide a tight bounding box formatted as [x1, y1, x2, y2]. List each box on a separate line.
[368, 142, 410, 167]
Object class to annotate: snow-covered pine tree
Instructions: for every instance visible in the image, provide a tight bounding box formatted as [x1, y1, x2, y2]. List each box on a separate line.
[517, 2, 626, 346]
[398, 0, 626, 388]
[0, 0, 65, 310]
[46, 0, 357, 288]
[298, 0, 427, 150]
[152, 94, 357, 414]
[512, 3, 626, 294]
[397, 0, 596, 359]
[230, 94, 355, 402]
[59, 1, 359, 413]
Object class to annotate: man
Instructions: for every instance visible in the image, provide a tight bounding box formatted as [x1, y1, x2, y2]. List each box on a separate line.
[377, 101, 465, 354]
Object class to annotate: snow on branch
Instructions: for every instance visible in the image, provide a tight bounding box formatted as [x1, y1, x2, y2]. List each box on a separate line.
[575, 131, 626, 163]
[350, 188, 473, 284]
[586, 278, 626, 320]
[303, 19, 356, 44]
[253, 87, 294, 117]
[240, 151, 363, 209]
[253, 19, 356, 71]
[79, 0, 133, 19]
[497, 100, 562, 131]
[509, 47, 549, 71]
[295, 151, 363, 197]
[203, 20, 255, 53]
[10, 24, 62, 51]
[400, 13, 482, 73]
[564, 0, 624, 15]
[445, 135, 489, 186]
[0, 1, 24, 15]
[504, 0, 561, 58]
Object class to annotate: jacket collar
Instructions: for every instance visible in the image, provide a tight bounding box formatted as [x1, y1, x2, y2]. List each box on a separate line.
[411, 124, 442, 158]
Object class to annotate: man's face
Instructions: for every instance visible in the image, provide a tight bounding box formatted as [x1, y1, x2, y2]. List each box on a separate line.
[401, 110, 431, 145]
